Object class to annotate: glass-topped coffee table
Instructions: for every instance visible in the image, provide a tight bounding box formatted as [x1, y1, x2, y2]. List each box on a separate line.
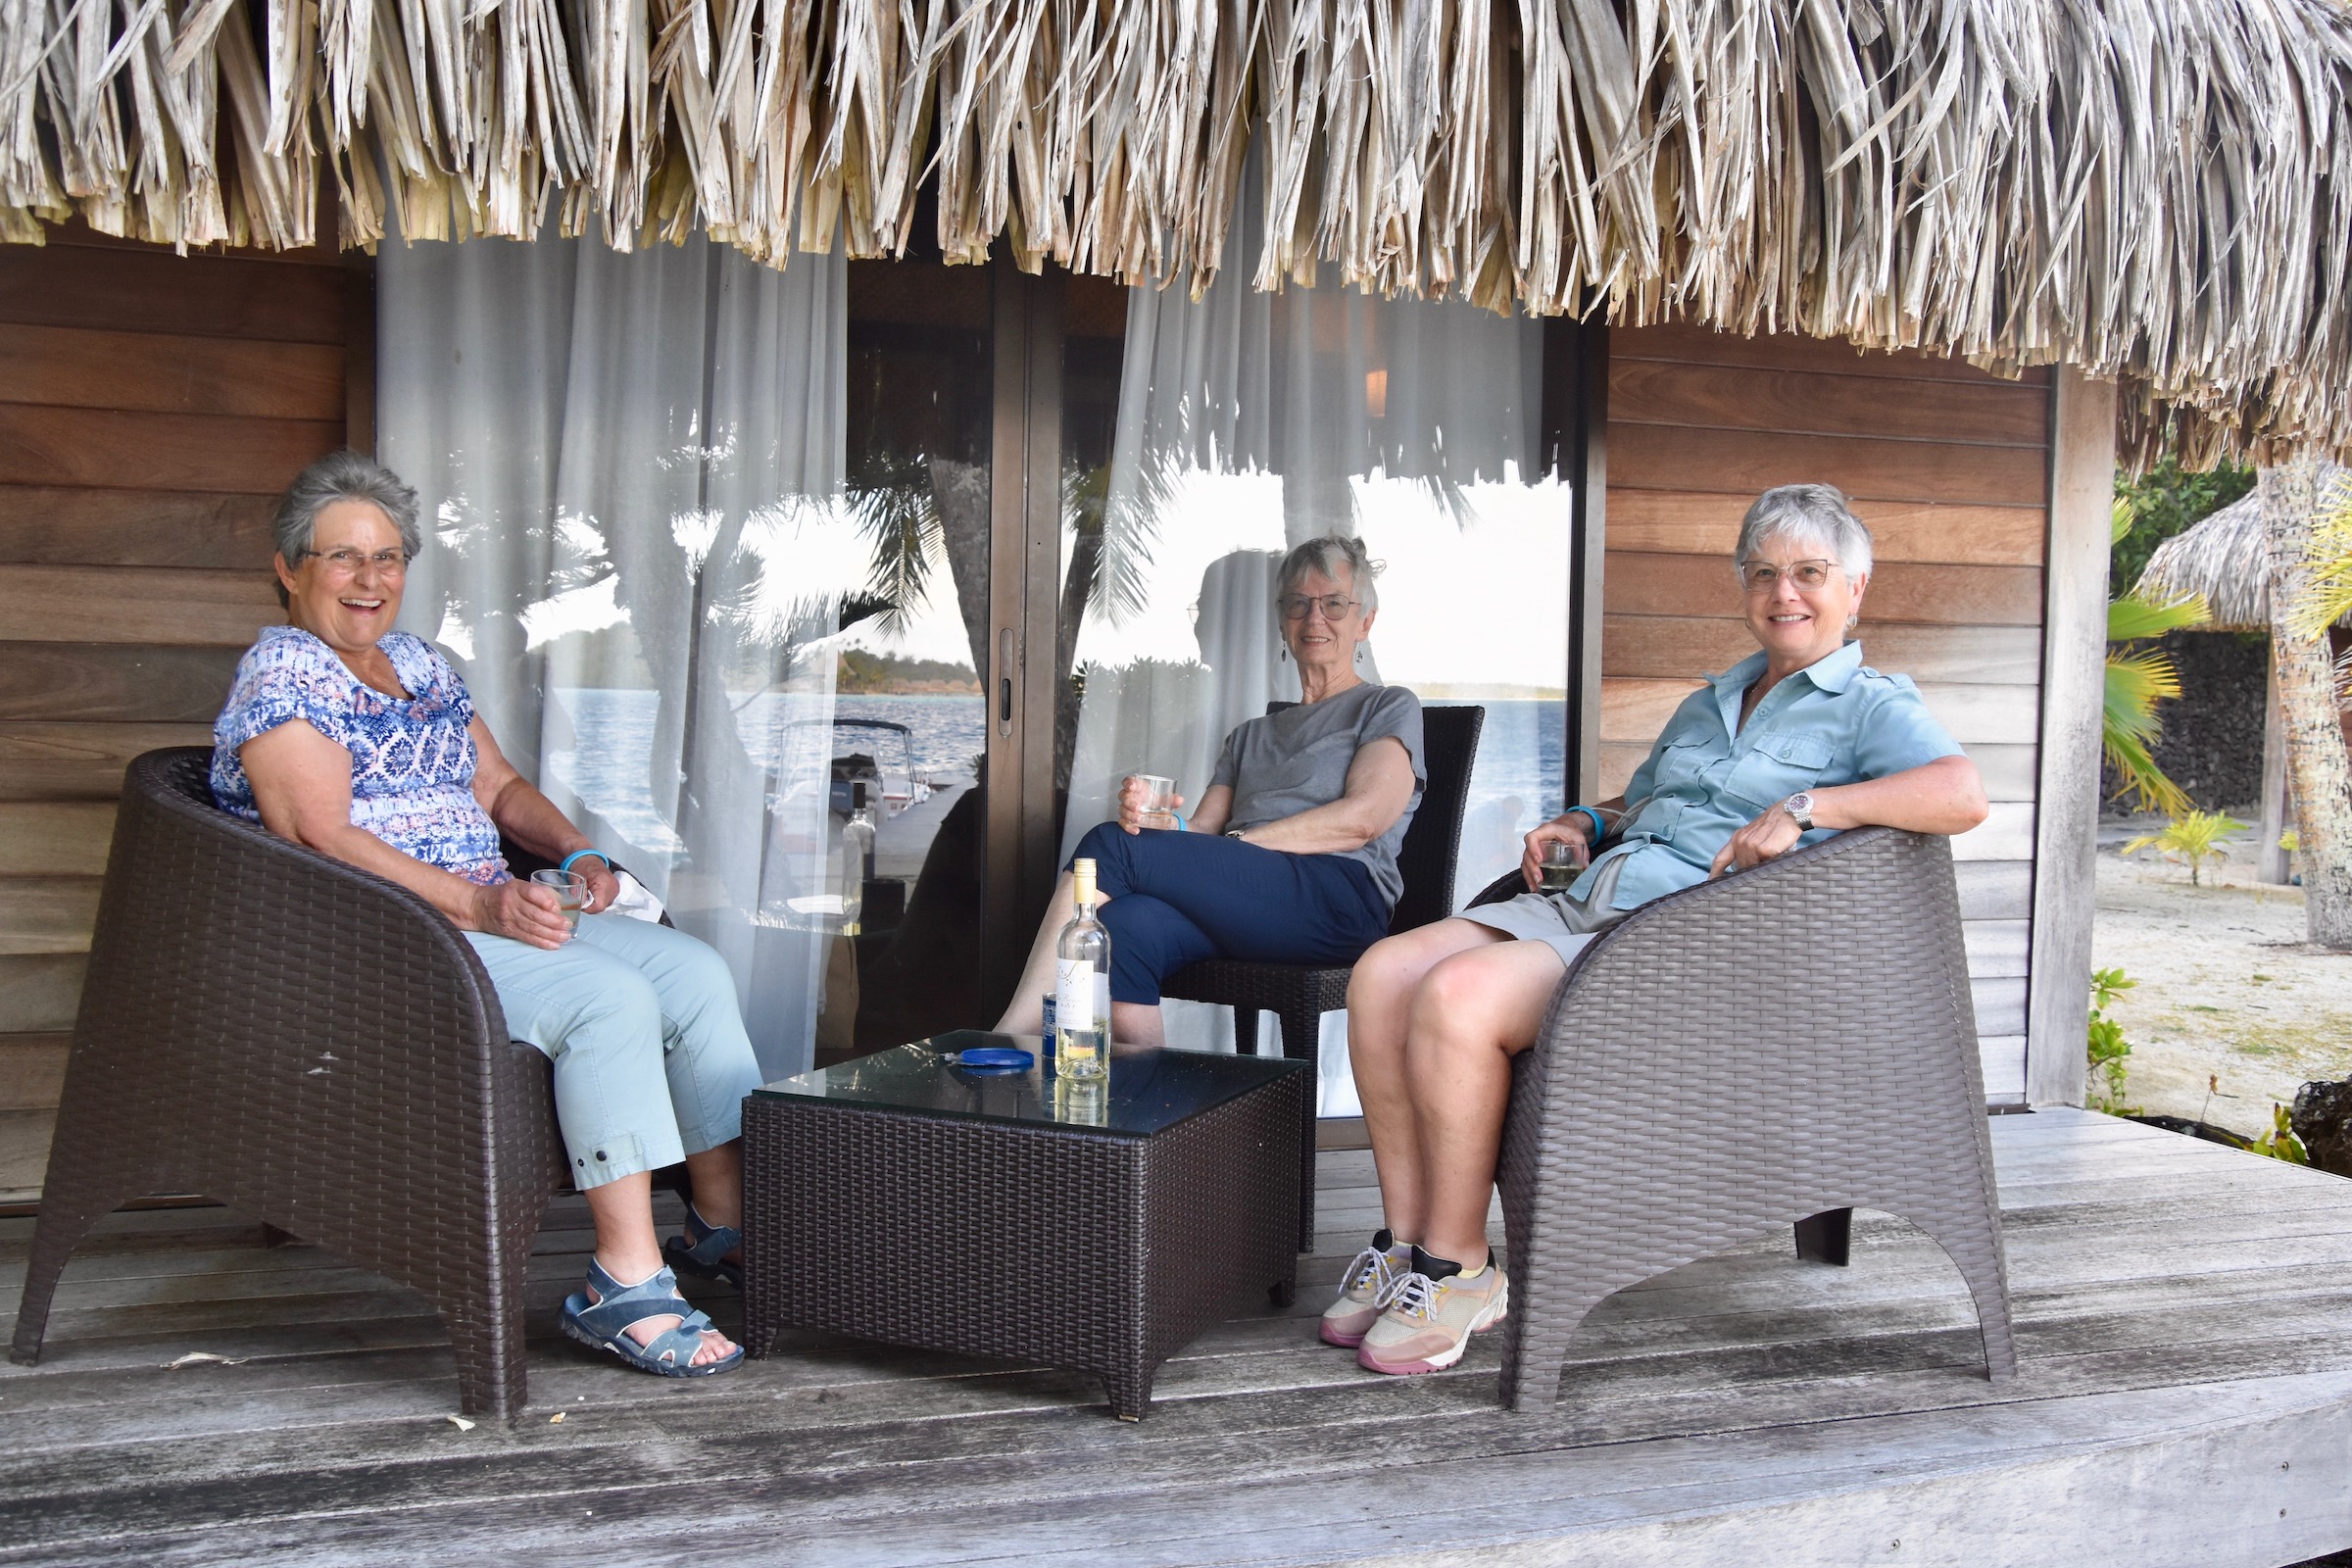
[740, 1033, 1311, 1419]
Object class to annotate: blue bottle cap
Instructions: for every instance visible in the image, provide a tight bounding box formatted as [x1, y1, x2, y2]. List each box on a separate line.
[956, 1046, 1034, 1070]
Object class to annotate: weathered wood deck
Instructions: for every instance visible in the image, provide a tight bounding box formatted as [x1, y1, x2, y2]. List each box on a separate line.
[4, 1107, 2350, 1566]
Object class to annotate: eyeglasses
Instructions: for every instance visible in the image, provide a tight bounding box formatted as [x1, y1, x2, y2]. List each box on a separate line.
[1278, 594, 1359, 621]
[304, 547, 412, 575]
[1740, 559, 1838, 592]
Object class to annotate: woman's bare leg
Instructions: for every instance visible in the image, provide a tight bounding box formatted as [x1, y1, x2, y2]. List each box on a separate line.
[1401, 942, 1566, 1265]
[993, 869, 1079, 1034]
[581, 1172, 735, 1365]
[1110, 1001, 1165, 1048]
[1346, 919, 1512, 1244]
[683, 1140, 742, 1241]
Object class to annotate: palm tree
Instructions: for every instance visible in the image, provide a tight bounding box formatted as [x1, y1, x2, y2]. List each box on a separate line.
[2105, 499, 2209, 816]
[2264, 460, 2352, 950]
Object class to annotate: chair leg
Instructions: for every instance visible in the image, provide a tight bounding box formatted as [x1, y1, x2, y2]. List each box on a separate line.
[10, 1163, 146, 1367]
[1793, 1208, 1853, 1266]
[446, 1298, 531, 1422]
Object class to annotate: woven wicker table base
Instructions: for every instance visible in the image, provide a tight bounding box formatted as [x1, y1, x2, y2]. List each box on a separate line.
[741, 1045, 1310, 1419]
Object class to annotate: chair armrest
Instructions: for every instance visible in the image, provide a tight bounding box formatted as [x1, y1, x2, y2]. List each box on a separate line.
[1525, 827, 1981, 1101]
[80, 750, 512, 1091]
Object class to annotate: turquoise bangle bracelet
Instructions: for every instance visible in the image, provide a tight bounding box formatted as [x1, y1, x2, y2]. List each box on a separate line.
[558, 849, 611, 875]
[1173, 813, 1189, 832]
[1568, 806, 1606, 845]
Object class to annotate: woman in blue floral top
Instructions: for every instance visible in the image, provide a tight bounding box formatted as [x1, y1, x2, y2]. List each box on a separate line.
[215, 452, 759, 1380]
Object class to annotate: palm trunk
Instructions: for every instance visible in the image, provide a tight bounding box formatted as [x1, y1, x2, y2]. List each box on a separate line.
[2259, 459, 2352, 950]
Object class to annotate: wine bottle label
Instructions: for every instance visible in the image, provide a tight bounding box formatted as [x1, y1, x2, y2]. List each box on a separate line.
[1055, 958, 1106, 1028]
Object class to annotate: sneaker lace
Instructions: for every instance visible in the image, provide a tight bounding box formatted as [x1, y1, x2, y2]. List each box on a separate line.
[1384, 1270, 1443, 1322]
[1342, 1246, 1402, 1304]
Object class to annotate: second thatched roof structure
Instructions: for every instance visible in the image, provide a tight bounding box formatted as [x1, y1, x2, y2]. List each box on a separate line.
[2137, 493, 2352, 633]
[8, 0, 2352, 467]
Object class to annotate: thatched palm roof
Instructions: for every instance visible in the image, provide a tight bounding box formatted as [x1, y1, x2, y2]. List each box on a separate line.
[2136, 493, 2352, 631]
[7, 0, 2352, 465]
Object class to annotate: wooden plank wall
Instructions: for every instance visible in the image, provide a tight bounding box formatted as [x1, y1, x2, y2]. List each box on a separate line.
[1601, 325, 2050, 1101]
[0, 227, 356, 1199]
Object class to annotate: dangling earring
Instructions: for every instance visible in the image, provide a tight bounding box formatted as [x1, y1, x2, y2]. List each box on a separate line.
[1279, 644, 1288, 662]
[1354, 643, 1366, 666]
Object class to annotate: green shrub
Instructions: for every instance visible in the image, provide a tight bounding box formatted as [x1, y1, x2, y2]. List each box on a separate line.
[2087, 967, 2137, 1115]
[2122, 810, 2249, 886]
[2247, 1103, 2311, 1165]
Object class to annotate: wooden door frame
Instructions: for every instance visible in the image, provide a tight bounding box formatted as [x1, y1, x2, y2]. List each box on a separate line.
[1549, 318, 1607, 806]
[980, 264, 1067, 1013]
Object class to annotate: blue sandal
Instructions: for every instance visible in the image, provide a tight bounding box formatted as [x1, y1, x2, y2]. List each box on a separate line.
[663, 1204, 744, 1289]
[561, 1261, 743, 1378]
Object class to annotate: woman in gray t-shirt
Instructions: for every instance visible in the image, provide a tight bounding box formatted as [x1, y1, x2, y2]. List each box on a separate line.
[993, 535, 1426, 1049]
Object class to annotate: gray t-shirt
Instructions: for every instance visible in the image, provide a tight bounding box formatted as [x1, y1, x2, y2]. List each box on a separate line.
[1209, 683, 1425, 908]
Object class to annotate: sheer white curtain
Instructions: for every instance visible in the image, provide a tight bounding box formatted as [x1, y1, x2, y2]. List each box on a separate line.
[378, 224, 850, 1079]
[1062, 151, 1545, 1108]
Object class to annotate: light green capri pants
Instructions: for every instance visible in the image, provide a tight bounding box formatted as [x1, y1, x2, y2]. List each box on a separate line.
[466, 913, 763, 1189]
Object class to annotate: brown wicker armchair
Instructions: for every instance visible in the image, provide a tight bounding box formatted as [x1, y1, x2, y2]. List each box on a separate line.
[9, 748, 565, 1420]
[1162, 703, 1484, 1250]
[1466, 826, 2016, 1410]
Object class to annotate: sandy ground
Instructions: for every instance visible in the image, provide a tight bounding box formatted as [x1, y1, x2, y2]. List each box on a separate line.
[2092, 823, 2352, 1138]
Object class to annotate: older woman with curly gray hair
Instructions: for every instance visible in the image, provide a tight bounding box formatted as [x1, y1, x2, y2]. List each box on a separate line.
[994, 532, 1426, 1049]
[211, 451, 762, 1382]
[1329, 483, 1991, 1378]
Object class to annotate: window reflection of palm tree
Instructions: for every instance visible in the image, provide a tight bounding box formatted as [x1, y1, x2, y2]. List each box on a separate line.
[838, 452, 1168, 1055]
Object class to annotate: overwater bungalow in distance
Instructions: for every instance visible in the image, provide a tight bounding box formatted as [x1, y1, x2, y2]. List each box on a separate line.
[4, 1, 2352, 1561]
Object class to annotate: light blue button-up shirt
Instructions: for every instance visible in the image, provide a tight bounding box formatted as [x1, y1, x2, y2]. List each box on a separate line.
[1573, 640, 1964, 911]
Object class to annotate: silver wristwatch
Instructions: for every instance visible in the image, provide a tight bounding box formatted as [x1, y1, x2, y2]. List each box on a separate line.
[1784, 792, 1816, 830]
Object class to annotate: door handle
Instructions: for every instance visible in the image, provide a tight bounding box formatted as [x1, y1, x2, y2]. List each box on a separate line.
[997, 627, 1015, 735]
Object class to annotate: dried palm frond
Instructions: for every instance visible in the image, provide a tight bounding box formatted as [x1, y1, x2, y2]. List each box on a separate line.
[9, 0, 2352, 467]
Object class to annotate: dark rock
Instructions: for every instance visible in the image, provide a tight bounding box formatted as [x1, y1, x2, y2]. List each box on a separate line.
[2290, 1079, 2352, 1178]
[2127, 1113, 2250, 1151]
[2097, 629, 2269, 813]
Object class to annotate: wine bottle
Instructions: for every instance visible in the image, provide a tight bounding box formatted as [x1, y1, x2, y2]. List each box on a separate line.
[1054, 858, 1111, 1078]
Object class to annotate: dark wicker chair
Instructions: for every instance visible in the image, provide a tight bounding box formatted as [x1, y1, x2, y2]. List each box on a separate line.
[9, 748, 566, 1420]
[1464, 826, 2017, 1410]
[1162, 703, 1484, 1251]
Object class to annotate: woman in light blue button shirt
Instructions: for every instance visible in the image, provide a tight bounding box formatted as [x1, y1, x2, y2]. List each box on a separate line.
[1326, 484, 1992, 1376]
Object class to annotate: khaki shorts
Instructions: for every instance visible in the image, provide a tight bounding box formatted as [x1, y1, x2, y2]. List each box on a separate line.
[1457, 852, 1633, 968]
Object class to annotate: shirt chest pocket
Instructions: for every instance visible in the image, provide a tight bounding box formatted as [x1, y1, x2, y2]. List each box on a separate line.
[1724, 731, 1835, 808]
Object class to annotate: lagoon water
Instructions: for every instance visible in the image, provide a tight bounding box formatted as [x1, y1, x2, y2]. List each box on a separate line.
[546, 688, 1564, 906]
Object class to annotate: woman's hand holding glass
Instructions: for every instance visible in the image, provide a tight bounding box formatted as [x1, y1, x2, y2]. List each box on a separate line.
[574, 858, 621, 912]
[1521, 813, 1592, 892]
[475, 878, 577, 949]
[1118, 772, 1185, 835]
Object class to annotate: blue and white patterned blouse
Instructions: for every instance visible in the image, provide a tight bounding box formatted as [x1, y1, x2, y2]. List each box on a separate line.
[212, 625, 510, 885]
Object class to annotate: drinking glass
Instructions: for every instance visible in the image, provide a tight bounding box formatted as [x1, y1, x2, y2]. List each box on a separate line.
[530, 868, 592, 931]
[1126, 772, 1179, 830]
[1539, 837, 1587, 892]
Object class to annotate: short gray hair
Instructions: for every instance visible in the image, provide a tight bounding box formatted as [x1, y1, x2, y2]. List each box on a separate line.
[1276, 532, 1380, 612]
[1734, 484, 1874, 579]
[273, 450, 421, 564]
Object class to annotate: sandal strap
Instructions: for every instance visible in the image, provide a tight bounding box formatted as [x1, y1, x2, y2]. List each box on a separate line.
[677, 1204, 743, 1268]
[630, 1319, 723, 1368]
[571, 1262, 713, 1343]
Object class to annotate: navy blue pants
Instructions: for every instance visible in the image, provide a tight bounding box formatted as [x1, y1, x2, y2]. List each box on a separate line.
[1069, 822, 1393, 1005]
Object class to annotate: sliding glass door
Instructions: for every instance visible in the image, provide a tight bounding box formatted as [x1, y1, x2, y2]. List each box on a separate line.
[385, 220, 1584, 1086]
[1041, 265, 1582, 1103]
